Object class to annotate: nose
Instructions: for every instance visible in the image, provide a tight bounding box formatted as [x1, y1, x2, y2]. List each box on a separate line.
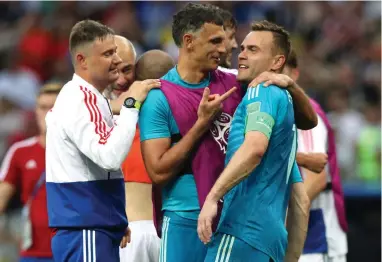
[116, 73, 127, 86]
[218, 43, 226, 55]
[238, 50, 246, 60]
[113, 53, 122, 65]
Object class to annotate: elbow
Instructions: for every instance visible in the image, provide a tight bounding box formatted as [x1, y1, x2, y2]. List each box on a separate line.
[297, 114, 318, 130]
[250, 147, 266, 160]
[148, 171, 171, 186]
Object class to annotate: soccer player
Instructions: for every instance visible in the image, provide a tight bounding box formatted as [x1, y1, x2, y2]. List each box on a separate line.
[215, 7, 317, 130]
[45, 20, 160, 261]
[198, 21, 310, 262]
[0, 83, 63, 262]
[284, 50, 348, 262]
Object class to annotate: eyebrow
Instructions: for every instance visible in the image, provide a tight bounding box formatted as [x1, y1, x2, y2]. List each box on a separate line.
[102, 46, 117, 54]
[241, 44, 259, 50]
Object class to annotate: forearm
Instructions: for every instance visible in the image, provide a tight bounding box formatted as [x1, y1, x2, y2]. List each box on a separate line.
[207, 142, 262, 202]
[149, 119, 210, 185]
[288, 83, 317, 130]
[296, 152, 326, 173]
[285, 184, 310, 262]
[70, 107, 138, 171]
[296, 153, 309, 169]
[109, 99, 121, 115]
[303, 168, 327, 201]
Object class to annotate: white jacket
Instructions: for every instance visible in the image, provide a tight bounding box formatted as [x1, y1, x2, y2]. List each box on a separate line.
[45, 73, 137, 229]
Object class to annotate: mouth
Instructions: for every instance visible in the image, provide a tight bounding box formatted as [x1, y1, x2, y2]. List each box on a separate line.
[212, 57, 220, 63]
[238, 64, 249, 70]
[113, 84, 128, 92]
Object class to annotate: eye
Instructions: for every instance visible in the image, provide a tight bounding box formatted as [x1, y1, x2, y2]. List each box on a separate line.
[104, 50, 114, 57]
[121, 66, 132, 73]
[211, 38, 223, 44]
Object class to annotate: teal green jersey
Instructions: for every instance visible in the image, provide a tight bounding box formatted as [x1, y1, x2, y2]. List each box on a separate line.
[217, 83, 302, 262]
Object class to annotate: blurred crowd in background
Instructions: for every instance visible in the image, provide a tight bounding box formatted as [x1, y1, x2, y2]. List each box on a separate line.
[0, 1, 380, 261]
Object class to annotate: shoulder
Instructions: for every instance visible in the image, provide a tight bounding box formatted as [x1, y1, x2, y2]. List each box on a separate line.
[143, 89, 169, 109]
[140, 89, 170, 119]
[244, 83, 284, 101]
[4, 137, 39, 158]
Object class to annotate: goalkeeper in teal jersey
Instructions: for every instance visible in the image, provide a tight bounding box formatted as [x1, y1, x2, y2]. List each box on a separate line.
[198, 21, 310, 262]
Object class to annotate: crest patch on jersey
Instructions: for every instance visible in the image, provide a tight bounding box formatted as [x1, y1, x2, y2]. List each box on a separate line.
[247, 101, 261, 113]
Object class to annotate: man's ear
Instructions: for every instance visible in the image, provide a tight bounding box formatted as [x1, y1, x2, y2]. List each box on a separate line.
[75, 52, 87, 69]
[271, 55, 286, 72]
[183, 33, 195, 50]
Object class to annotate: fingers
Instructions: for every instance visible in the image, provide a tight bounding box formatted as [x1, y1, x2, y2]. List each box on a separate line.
[144, 79, 161, 90]
[120, 236, 128, 248]
[126, 228, 131, 243]
[197, 216, 213, 244]
[120, 227, 131, 248]
[208, 94, 218, 102]
[219, 86, 237, 102]
[202, 87, 211, 102]
[205, 218, 213, 242]
[263, 80, 272, 87]
[249, 71, 273, 88]
[197, 217, 208, 244]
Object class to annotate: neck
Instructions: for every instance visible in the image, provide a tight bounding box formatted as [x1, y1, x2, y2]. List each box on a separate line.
[75, 70, 107, 93]
[38, 134, 46, 148]
[177, 52, 208, 84]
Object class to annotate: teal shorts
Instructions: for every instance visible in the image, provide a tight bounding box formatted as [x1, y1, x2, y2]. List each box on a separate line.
[204, 233, 273, 262]
[160, 211, 207, 262]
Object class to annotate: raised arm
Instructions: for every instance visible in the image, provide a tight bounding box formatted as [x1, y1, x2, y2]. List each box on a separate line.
[287, 83, 317, 130]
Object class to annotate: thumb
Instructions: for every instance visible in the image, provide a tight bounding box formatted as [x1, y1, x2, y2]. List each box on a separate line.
[202, 87, 211, 102]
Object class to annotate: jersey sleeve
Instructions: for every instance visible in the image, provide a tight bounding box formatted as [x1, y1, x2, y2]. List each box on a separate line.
[291, 161, 303, 183]
[63, 90, 139, 171]
[310, 115, 328, 153]
[0, 145, 19, 186]
[139, 89, 172, 141]
[243, 84, 282, 139]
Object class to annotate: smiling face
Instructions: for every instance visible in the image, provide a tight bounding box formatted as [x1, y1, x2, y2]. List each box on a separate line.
[237, 31, 286, 83]
[187, 23, 227, 71]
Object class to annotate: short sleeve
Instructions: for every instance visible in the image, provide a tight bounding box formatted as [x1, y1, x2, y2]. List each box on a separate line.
[243, 84, 282, 139]
[311, 115, 328, 153]
[0, 145, 20, 186]
[291, 161, 303, 184]
[139, 89, 172, 141]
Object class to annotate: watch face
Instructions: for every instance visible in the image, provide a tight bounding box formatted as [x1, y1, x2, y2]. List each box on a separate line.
[125, 98, 134, 107]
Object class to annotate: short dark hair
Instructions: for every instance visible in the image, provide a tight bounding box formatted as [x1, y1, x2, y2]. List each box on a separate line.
[69, 19, 115, 56]
[218, 8, 237, 30]
[251, 20, 291, 61]
[286, 49, 298, 69]
[172, 3, 224, 47]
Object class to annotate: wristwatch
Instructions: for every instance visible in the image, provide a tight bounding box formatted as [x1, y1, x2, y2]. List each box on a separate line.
[123, 97, 141, 110]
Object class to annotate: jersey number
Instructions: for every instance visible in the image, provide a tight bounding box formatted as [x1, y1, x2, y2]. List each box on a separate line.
[286, 124, 297, 184]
